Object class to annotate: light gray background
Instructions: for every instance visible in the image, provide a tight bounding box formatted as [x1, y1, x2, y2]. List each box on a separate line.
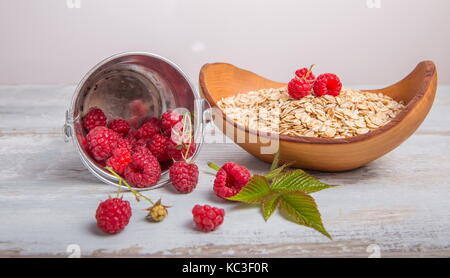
[0, 0, 449, 85]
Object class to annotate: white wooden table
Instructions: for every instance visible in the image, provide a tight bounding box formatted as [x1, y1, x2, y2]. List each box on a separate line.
[0, 85, 449, 258]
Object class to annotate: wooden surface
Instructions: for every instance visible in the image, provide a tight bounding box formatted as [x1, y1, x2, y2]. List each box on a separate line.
[200, 62, 437, 172]
[0, 85, 449, 257]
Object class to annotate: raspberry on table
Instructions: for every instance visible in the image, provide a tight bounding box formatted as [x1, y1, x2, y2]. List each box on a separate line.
[147, 133, 170, 162]
[213, 162, 251, 199]
[192, 204, 225, 232]
[124, 148, 161, 188]
[95, 197, 132, 234]
[107, 118, 130, 136]
[161, 110, 182, 134]
[167, 140, 196, 161]
[106, 147, 132, 175]
[86, 126, 119, 161]
[82, 107, 107, 132]
[169, 161, 199, 193]
[313, 73, 342, 97]
[135, 119, 160, 140]
[147, 203, 168, 222]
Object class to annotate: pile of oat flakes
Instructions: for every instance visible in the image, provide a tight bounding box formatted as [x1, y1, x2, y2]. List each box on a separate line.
[217, 87, 405, 139]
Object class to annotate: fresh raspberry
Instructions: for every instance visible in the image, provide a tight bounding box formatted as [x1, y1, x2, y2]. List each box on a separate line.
[295, 67, 316, 81]
[136, 118, 160, 140]
[192, 205, 225, 232]
[148, 133, 170, 162]
[116, 137, 133, 153]
[161, 110, 182, 134]
[144, 117, 161, 129]
[167, 140, 196, 161]
[95, 197, 132, 234]
[288, 78, 313, 100]
[82, 107, 107, 132]
[313, 73, 342, 97]
[213, 162, 251, 199]
[124, 148, 161, 188]
[106, 147, 132, 175]
[169, 161, 199, 193]
[107, 118, 130, 136]
[86, 126, 119, 161]
[131, 138, 149, 153]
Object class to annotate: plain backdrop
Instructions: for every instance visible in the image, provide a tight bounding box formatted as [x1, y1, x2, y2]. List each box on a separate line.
[0, 0, 449, 86]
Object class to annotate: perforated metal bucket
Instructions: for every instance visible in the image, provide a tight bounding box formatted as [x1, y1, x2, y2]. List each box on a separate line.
[64, 52, 209, 190]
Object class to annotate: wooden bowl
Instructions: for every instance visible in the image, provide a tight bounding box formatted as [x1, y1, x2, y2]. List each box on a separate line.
[199, 61, 437, 172]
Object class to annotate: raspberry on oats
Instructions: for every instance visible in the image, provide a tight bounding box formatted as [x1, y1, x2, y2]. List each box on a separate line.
[295, 67, 316, 81]
[288, 78, 313, 100]
[124, 148, 161, 188]
[107, 118, 130, 136]
[82, 107, 106, 132]
[313, 73, 342, 97]
[288, 66, 316, 100]
[86, 126, 119, 161]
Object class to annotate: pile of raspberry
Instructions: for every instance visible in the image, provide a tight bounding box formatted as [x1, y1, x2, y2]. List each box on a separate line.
[288, 65, 342, 100]
[82, 107, 195, 188]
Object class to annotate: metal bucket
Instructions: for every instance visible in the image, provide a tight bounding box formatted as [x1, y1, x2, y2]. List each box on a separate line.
[64, 52, 210, 190]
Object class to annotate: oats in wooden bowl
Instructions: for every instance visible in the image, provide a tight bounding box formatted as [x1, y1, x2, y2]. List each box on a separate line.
[217, 87, 405, 139]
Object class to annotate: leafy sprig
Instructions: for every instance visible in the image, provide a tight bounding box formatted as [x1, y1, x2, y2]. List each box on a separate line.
[227, 152, 335, 239]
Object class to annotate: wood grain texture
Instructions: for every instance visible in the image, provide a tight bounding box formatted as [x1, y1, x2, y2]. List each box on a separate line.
[200, 62, 437, 171]
[0, 85, 449, 258]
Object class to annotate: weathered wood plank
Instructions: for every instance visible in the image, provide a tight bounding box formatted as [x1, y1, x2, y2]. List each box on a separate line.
[0, 85, 449, 257]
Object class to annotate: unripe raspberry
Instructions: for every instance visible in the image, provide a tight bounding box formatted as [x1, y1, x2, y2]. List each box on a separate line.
[147, 202, 168, 222]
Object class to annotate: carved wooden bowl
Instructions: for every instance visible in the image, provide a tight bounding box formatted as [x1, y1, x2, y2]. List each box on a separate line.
[199, 61, 437, 172]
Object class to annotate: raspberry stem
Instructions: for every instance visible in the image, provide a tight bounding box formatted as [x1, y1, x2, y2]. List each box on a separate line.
[304, 64, 316, 81]
[207, 162, 220, 171]
[106, 167, 154, 205]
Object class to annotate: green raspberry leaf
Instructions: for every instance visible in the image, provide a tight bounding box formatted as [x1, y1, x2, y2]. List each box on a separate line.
[261, 194, 280, 221]
[265, 163, 293, 180]
[271, 169, 335, 194]
[227, 175, 271, 204]
[279, 192, 332, 240]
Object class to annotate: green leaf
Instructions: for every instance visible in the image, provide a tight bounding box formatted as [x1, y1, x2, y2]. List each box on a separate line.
[227, 175, 271, 204]
[261, 194, 280, 221]
[265, 163, 293, 180]
[279, 192, 332, 239]
[271, 169, 335, 194]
